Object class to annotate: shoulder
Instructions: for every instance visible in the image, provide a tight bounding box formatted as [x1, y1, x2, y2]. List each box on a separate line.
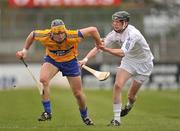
[66, 30, 79, 38]
[127, 25, 141, 35]
[104, 30, 117, 45]
[106, 30, 116, 37]
[34, 29, 51, 38]
[105, 30, 117, 41]
[126, 25, 142, 39]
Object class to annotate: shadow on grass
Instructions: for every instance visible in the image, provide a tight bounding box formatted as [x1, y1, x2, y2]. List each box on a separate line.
[165, 115, 180, 119]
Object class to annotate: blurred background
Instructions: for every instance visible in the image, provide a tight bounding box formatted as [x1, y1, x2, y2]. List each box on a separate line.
[0, 0, 180, 90]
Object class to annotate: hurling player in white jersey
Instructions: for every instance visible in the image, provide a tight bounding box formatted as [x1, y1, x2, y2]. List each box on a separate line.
[79, 11, 154, 126]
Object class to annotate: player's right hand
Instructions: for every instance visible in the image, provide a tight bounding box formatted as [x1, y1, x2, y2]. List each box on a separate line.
[16, 49, 27, 59]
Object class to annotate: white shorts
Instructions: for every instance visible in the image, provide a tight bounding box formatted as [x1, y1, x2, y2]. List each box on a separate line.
[119, 60, 153, 83]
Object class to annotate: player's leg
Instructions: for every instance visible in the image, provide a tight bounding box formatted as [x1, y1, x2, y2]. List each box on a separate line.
[121, 61, 153, 117]
[108, 68, 132, 126]
[128, 80, 141, 106]
[67, 76, 94, 125]
[121, 74, 149, 117]
[38, 62, 59, 121]
[121, 79, 142, 117]
[61, 58, 93, 125]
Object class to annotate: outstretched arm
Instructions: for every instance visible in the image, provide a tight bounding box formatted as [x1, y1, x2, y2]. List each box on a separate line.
[79, 27, 102, 48]
[99, 44, 125, 57]
[16, 31, 34, 59]
[79, 47, 99, 67]
[23, 31, 34, 50]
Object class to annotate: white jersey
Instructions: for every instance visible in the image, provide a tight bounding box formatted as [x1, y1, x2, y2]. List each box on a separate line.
[104, 25, 154, 63]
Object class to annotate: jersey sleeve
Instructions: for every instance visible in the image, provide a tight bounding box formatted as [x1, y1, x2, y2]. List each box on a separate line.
[78, 30, 84, 38]
[104, 31, 114, 47]
[33, 29, 50, 41]
[67, 30, 81, 43]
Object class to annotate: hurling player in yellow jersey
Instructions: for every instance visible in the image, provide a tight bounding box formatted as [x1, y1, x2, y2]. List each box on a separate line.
[16, 19, 102, 125]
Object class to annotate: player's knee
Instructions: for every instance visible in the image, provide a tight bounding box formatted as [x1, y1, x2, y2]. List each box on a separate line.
[40, 77, 49, 86]
[74, 91, 83, 100]
[114, 82, 123, 91]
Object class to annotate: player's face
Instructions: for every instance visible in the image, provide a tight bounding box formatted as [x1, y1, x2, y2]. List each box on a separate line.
[112, 20, 123, 32]
[52, 31, 66, 43]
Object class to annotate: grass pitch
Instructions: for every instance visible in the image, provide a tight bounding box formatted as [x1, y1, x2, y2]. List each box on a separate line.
[0, 87, 179, 131]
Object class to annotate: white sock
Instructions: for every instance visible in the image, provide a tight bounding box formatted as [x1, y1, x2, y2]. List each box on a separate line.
[113, 103, 122, 122]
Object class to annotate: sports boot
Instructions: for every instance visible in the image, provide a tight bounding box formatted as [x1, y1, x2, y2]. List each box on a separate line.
[38, 112, 52, 121]
[82, 117, 94, 125]
[107, 119, 120, 126]
[121, 105, 133, 117]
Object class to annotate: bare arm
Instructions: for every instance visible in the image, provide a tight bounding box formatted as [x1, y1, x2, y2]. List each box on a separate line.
[100, 46, 125, 57]
[79, 47, 99, 66]
[79, 27, 102, 47]
[16, 31, 35, 59]
[85, 47, 99, 59]
[23, 31, 34, 50]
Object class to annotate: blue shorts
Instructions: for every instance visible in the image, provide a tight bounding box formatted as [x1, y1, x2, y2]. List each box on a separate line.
[44, 56, 81, 77]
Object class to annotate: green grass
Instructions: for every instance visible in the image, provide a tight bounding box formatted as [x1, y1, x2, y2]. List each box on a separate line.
[0, 87, 180, 131]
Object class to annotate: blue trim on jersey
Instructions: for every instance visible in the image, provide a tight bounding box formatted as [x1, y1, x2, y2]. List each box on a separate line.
[125, 37, 131, 50]
[78, 30, 84, 38]
[44, 56, 81, 77]
[32, 31, 35, 38]
[49, 46, 74, 56]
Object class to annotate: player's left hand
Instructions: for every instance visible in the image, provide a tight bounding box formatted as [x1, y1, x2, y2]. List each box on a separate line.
[78, 58, 88, 69]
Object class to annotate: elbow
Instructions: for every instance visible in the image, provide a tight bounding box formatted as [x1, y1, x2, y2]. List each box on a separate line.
[89, 26, 98, 34]
[119, 51, 125, 57]
[120, 53, 125, 57]
[117, 54, 124, 57]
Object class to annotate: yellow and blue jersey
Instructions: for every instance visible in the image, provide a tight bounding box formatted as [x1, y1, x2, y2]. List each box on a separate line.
[33, 29, 82, 62]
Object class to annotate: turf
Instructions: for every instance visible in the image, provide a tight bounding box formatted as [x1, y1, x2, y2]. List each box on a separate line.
[0, 87, 179, 131]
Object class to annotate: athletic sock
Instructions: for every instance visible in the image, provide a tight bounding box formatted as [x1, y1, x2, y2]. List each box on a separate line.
[113, 103, 121, 122]
[42, 101, 51, 113]
[79, 107, 88, 118]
